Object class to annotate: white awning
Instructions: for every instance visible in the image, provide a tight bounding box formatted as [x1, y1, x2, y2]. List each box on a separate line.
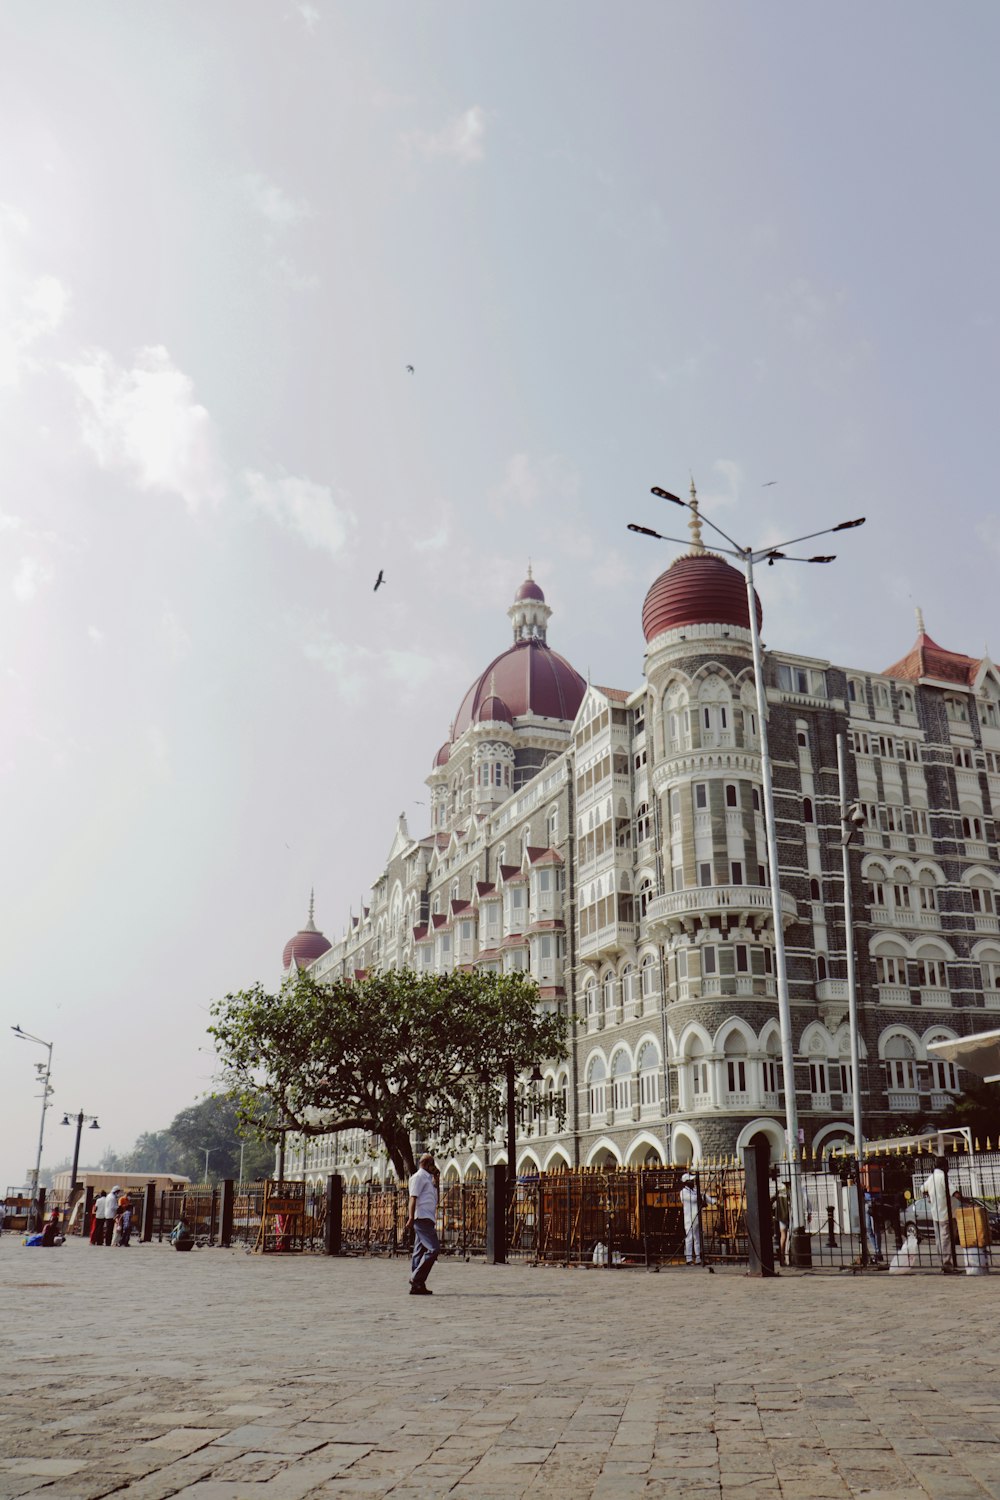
[927, 1028, 1000, 1084]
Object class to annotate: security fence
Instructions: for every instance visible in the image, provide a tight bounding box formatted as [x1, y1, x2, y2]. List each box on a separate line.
[340, 1180, 487, 1258]
[774, 1146, 1000, 1275]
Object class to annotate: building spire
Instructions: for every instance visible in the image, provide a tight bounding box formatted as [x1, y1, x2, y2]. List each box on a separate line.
[306, 888, 317, 932]
[915, 604, 925, 635]
[688, 477, 705, 555]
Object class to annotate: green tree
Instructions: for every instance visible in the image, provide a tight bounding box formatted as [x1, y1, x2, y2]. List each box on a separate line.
[209, 967, 568, 1177]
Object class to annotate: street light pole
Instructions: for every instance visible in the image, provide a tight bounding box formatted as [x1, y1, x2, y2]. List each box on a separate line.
[11, 1025, 54, 1232]
[62, 1110, 100, 1196]
[630, 488, 865, 1241]
[836, 732, 865, 1157]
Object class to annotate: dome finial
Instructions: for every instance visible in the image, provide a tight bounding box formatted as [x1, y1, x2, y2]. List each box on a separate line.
[527, 558, 533, 579]
[915, 604, 925, 635]
[688, 477, 705, 555]
[306, 888, 317, 932]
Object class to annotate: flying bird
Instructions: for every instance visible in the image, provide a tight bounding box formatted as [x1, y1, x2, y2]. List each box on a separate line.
[405, 364, 414, 373]
[374, 570, 385, 592]
[762, 480, 778, 487]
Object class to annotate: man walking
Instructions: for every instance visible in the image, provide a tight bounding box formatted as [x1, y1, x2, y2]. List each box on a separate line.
[921, 1156, 958, 1272]
[407, 1152, 439, 1296]
[679, 1171, 715, 1265]
[103, 1186, 120, 1246]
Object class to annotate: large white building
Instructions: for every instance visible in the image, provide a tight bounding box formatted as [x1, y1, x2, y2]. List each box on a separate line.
[280, 504, 1000, 1187]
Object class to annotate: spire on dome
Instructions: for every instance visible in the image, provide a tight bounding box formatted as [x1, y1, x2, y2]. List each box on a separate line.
[688, 478, 705, 555]
[509, 570, 551, 640]
[306, 888, 317, 932]
[915, 605, 925, 634]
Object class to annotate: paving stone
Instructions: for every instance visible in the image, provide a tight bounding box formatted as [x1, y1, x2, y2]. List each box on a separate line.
[2, 1240, 1000, 1500]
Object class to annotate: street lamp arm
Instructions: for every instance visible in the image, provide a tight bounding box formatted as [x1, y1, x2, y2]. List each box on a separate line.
[749, 517, 866, 560]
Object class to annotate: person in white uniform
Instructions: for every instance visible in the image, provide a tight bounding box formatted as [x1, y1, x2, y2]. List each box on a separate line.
[407, 1153, 439, 1296]
[679, 1172, 715, 1265]
[920, 1156, 958, 1272]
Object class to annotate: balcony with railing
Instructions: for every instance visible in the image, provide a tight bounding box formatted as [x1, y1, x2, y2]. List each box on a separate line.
[578, 920, 637, 959]
[646, 884, 796, 931]
[887, 1090, 920, 1112]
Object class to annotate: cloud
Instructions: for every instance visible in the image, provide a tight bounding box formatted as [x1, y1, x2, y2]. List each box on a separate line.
[404, 106, 487, 166]
[489, 452, 579, 519]
[12, 556, 54, 603]
[301, 631, 446, 705]
[241, 172, 311, 230]
[87, 625, 105, 645]
[62, 345, 225, 510]
[296, 2, 320, 33]
[160, 609, 191, 663]
[0, 206, 70, 386]
[245, 470, 355, 557]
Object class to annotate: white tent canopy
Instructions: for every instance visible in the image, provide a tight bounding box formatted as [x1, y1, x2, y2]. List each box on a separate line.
[927, 1028, 1000, 1084]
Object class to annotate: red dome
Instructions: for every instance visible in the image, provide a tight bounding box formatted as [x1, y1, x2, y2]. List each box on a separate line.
[642, 553, 762, 643]
[514, 576, 545, 603]
[282, 927, 332, 970]
[454, 641, 585, 737]
[432, 740, 451, 767]
[477, 693, 513, 725]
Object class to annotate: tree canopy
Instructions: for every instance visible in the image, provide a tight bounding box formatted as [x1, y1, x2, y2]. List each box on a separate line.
[44, 1096, 276, 1184]
[209, 967, 569, 1177]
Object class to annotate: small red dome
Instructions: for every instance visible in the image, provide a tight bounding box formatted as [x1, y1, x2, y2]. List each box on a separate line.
[477, 693, 513, 725]
[282, 927, 331, 970]
[514, 576, 545, 603]
[642, 552, 762, 643]
[454, 641, 585, 737]
[282, 894, 331, 971]
[433, 740, 451, 767]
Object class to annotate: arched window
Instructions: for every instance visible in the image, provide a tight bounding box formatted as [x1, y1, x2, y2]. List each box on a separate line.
[688, 1039, 709, 1100]
[637, 876, 654, 918]
[621, 963, 635, 1006]
[810, 878, 821, 902]
[638, 1042, 660, 1107]
[611, 1051, 631, 1112]
[585, 977, 600, 1017]
[816, 953, 828, 981]
[945, 694, 969, 723]
[641, 954, 659, 998]
[634, 802, 652, 844]
[926, 1033, 960, 1094]
[883, 1034, 917, 1091]
[602, 971, 617, 1014]
[723, 1032, 749, 1095]
[803, 797, 814, 823]
[587, 1057, 607, 1116]
[664, 683, 692, 751]
[546, 806, 558, 846]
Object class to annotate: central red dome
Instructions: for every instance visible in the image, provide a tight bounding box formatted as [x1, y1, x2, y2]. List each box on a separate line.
[454, 641, 585, 737]
[642, 552, 762, 643]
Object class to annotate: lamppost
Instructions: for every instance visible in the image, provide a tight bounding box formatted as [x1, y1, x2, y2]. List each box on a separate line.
[11, 1025, 54, 1232]
[836, 732, 866, 1157]
[202, 1147, 214, 1183]
[61, 1110, 100, 1198]
[629, 485, 865, 1241]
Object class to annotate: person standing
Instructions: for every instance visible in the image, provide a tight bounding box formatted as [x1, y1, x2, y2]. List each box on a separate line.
[103, 1186, 120, 1246]
[679, 1172, 715, 1265]
[920, 1156, 958, 1272]
[90, 1192, 106, 1245]
[406, 1152, 439, 1296]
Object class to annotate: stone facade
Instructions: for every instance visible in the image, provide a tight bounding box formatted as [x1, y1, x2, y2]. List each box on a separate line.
[282, 562, 1000, 1187]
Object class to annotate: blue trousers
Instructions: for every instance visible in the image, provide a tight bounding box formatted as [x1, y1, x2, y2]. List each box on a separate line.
[410, 1217, 439, 1287]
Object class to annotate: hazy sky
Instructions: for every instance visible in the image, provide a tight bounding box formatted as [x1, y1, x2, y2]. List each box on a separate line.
[3, 3, 999, 1189]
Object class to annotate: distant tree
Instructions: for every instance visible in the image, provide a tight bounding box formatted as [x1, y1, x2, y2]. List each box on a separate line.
[210, 968, 569, 1177]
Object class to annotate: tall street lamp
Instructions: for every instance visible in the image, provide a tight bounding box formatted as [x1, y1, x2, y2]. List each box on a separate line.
[629, 486, 865, 1238]
[11, 1025, 54, 1232]
[836, 732, 866, 1157]
[61, 1110, 100, 1198]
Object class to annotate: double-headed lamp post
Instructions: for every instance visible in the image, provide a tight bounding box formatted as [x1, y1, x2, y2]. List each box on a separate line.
[629, 486, 865, 1238]
[61, 1110, 100, 1198]
[11, 1025, 54, 1232]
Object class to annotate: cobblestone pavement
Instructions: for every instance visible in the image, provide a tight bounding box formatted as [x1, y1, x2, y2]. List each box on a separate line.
[2, 1238, 1000, 1500]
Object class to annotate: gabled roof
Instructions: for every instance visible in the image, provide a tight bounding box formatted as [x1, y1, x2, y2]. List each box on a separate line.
[450, 898, 473, 917]
[884, 627, 981, 687]
[475, 881, 498, 899]
[431, 912, 450, 930]
[593, 684, 630, 703]
[527, 846, 563, 866]
[498, 864, 522, 882]
[412, 924, 429, 942]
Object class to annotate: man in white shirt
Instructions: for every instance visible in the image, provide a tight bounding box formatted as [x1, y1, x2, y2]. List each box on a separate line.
[102, 1187, 120, 1247]
[920, 1156, 958, 1272]
[407, 1153, 439, 1296]
[679, 1172, 715, 1265]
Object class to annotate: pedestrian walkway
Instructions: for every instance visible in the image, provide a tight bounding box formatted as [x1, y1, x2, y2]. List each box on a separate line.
[2, 1238, 999, 1499]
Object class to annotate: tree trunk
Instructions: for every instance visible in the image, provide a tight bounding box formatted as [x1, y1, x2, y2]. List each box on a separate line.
[382, 1126, 415, 1179]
